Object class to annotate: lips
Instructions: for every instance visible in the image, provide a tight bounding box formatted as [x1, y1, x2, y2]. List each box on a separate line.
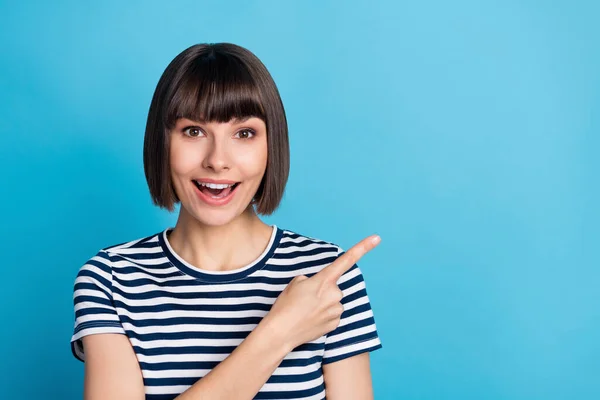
[193, 180, 239, 195]
[192, 180, 241, 206]
[193, 178, 239, 185]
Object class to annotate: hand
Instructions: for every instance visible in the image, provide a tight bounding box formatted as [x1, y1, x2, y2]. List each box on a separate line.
[262, 234, 381, 352]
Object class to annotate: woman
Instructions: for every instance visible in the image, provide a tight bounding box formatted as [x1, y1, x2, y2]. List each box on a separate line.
[71, 42, 383, 400]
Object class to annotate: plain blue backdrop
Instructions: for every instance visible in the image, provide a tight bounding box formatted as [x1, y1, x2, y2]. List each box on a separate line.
[1, 1, 598, 399]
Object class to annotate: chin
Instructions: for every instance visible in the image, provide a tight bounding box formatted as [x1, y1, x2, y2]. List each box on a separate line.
[188, 208, 244, 227]
[184, 199, 256, 228]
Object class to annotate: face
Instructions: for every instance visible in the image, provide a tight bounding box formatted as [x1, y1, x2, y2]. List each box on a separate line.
[169, 116, 268, 226]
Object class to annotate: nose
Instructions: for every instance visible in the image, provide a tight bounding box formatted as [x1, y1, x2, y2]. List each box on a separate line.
[202, 137, 230, 172]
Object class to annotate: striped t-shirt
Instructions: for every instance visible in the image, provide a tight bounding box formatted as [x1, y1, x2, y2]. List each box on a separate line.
[70, 225, 382, 400]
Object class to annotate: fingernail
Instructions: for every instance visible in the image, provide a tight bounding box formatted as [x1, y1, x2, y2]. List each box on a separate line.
[371, 235, 381, 245]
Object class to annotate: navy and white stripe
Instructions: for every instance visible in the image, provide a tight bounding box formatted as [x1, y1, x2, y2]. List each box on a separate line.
[71, 225, 382, 399]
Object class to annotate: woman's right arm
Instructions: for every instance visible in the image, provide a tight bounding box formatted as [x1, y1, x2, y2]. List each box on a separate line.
[82, 316, 292, 400]
[82, 334, 145, 399]
[83, 235, 379, 399]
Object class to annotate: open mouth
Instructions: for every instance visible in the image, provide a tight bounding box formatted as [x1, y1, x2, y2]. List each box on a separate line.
[192, 180, 241, 199]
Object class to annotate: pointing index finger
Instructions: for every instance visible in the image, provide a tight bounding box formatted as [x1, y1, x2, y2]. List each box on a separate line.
[316, 235, 381, 284]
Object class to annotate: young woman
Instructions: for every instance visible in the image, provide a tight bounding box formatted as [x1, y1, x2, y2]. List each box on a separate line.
[71, 43, 383, 400]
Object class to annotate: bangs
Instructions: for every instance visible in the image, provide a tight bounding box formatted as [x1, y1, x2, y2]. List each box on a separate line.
[165, 52, 266, 128]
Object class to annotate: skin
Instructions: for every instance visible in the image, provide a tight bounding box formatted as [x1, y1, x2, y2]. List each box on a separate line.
[81, 117, 379, 399]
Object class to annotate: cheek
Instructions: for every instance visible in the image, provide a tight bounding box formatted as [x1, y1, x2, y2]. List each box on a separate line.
[236, 142, 268, 177]
[170, 141, 201, 176]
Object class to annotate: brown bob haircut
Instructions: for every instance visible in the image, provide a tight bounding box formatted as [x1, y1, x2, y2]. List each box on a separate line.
[143, 43, 290, 215]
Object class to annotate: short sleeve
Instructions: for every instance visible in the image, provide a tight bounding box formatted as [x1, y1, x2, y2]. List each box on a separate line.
[322, 246, 383, 364]
[70, 249, 126, 362]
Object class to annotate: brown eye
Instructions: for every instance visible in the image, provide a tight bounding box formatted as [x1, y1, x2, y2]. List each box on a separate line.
[182, 126, 203, 137]
[235, 129, 256, 139]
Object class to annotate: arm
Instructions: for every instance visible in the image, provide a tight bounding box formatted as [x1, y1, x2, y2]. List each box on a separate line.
[320, 244, 382, 399]
[175, 317, 290, 399]
[82, 334, 145, 399]
[322, 353, 375, 399]
[82, 317, 291, 400]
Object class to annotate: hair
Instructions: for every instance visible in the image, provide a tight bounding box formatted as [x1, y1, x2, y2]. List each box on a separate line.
[143, 43, 290, 215]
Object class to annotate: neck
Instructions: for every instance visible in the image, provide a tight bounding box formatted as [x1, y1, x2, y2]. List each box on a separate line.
[167, 205, 274, 272]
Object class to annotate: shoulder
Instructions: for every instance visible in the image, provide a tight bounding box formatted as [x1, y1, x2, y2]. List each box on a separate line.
[101, 230, 162, 258]
[276, 227, 365, 283]
[275, 227, 347, 273]
[75, 230, 163, 279]
[279, 226, 342, 253]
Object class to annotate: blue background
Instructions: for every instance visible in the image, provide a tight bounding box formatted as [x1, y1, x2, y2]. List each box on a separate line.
[1, 1, 598, 399]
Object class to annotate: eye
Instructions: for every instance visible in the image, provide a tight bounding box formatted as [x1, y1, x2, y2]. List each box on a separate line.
[235, 128, 256, 139]
[182, 126, 204, 138]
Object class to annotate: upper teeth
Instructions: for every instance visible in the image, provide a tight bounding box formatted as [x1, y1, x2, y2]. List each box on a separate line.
[197, 181, 234, 189]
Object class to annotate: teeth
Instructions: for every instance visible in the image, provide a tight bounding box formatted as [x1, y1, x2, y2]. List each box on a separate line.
[196, 181, 234, 189]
